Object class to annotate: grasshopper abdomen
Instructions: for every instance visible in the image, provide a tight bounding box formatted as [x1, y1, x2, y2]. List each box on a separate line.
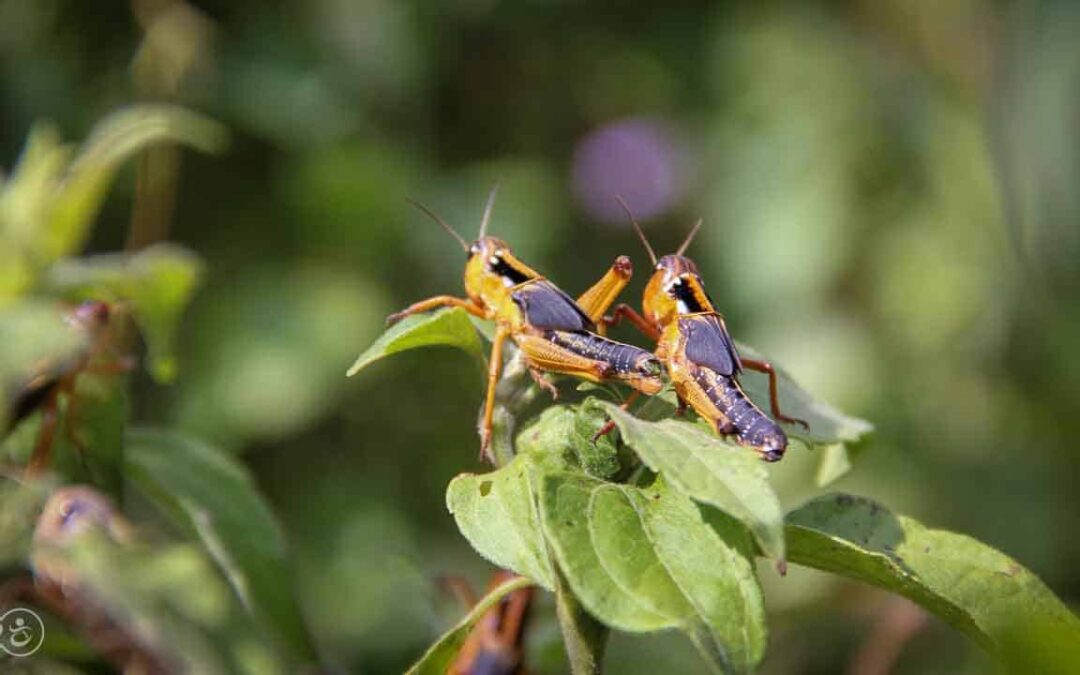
[690, 368, 787, 461]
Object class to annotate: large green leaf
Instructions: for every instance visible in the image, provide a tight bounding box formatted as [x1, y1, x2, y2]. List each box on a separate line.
[405, 575, 533, 675]
[347, 307, 483, 376]
[123, 428, 317, 663]
[45, 244, 204, 382]
[786, 493, 1080, 660]
[446, 453, 556, 590]
[540, 473, 766, 675]
[599, 402, 785, 565]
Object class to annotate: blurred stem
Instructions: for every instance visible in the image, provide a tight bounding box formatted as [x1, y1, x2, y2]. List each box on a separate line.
[555, 569, 608, 675]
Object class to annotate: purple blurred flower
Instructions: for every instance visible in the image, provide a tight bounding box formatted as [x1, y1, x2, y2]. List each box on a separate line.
[571, 117, 686, 224]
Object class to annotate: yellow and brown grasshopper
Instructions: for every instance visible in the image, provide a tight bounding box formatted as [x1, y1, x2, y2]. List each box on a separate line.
[601, 201, 807, 461]
[386, 188, 663, 459]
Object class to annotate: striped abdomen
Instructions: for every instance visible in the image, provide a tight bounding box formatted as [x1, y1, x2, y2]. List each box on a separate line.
[545, 330, 663, 392]
[691, 368, 787, 461]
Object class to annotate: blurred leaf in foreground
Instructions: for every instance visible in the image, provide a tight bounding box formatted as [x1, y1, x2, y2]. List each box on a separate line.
[123, 428, 317, 663]
[45, 244, 204, 382]
[0, 107, 225, 302]
[0, 301, 90, 432]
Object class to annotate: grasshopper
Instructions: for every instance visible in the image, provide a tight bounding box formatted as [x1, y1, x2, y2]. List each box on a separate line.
[601, 201, 807, 461]
[386, 188, 663, 459]
[442, 571, 534, 675]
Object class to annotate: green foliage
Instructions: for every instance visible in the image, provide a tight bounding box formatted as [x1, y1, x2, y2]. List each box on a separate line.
[447, 454, 557, 591]
[124, 428, 317, 662]
[346, 307, 484, 377]
[405, 575, 533, 675]
[0, 109, 317, 673]
[599, 402, 785, 564]
[353, 304, 1078, 675]
[541, 473, 765, 674]
[786, 494, 1080, 658]
[46, 244, 205, 382]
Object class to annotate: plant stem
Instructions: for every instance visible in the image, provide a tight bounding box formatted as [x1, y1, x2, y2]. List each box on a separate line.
[555, 570, 608, 675]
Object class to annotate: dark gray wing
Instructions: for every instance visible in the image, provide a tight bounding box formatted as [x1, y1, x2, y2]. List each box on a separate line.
[512, 281, 595, 331]
[679, 314, 742, 376]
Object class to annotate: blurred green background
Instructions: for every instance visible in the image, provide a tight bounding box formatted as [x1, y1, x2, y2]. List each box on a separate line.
[3, 0, 1078, 672]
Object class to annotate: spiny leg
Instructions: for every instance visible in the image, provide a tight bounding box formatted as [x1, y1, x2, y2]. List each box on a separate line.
[387, 295, 487, 326]
[602, 304, 661, 341]
[528, 367, 559, 400]
[479, 326, 510, 462]
[740, 358, 809, 429]
[591, 391, 641, 442]
[577, 256, 633, 329]
[25, 388, 61, 478]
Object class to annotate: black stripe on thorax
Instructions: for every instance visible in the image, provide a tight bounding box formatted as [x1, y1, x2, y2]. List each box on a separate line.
[489, 256, 532, 285]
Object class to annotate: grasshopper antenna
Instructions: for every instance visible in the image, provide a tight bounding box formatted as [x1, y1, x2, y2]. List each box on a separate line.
[478, 183, 499, 239]
[615, 195, 657, 266]
[676, 218, 704, 256]
[405, 198, 469, 252]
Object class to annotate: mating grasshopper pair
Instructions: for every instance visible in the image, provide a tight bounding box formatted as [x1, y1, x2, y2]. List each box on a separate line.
[387, 188, 806, 462]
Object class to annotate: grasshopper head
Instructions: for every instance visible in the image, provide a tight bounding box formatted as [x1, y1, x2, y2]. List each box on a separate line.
[642, 254, 715, 326]
[463, 237, 543, 308]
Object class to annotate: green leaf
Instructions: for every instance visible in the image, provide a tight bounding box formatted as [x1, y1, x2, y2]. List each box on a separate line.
[554, 569, 610, 675]
[347, 307, 483, 377]
[0, 301, 89, 430]
[45, 244, 204, 382]
[570, 399, 622, 480]
[786, 493, 1080, 658]
[598, 402, 786, 565]
[36, 532, 287, 674]
[0, 107, 225, 271]
[46, 106, 226, 261]
[123, 428, 317, 663]
[735, 342, 873, 447]
[540, 473, 766, 674]
[446, 453, 556, 590]
[406, 575, 533, 675]
[813, 443, 852, 487]
[0, 478, 53, 567]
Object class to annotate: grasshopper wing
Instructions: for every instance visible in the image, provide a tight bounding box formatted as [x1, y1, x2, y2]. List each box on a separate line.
[679, 314, 742, 376]
[512, 281, 595, 331]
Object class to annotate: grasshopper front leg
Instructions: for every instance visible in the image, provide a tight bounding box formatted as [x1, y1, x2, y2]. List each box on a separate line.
[602, 303, 661, 341]
[479, 325, 510, 462]
[387, 295, 488, 326]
